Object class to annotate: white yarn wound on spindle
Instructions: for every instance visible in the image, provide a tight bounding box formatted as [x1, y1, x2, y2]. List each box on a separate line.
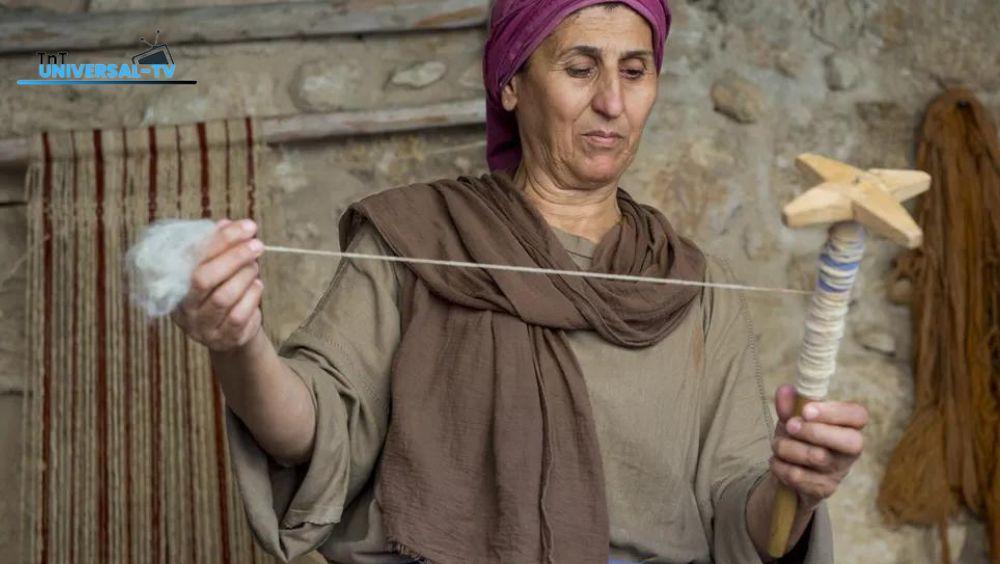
[794, 222, 866, 399]
[126, 219, 217, 318]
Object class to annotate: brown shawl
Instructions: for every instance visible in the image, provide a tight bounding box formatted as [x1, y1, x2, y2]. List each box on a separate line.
[338, 169, 706, 563]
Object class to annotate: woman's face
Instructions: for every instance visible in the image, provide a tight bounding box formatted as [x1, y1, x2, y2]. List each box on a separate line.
[502, 4, 658, 188]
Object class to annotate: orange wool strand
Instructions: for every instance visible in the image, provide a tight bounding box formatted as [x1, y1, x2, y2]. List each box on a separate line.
[877, 88, 1000, 563]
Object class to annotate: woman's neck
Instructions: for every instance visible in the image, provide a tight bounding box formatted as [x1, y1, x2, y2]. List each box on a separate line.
[512, 162, 622, 244]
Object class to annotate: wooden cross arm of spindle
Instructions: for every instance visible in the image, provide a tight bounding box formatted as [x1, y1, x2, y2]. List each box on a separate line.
[766, 154, 930, 558]
[781, 153, 930, 249]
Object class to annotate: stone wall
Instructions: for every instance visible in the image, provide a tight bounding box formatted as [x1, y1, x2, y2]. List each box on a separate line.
[1, 0, 998, 562]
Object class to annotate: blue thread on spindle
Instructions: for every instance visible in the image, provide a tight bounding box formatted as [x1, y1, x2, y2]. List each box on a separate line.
[819, 254, 861, 270]
[815, 231, 863, 293]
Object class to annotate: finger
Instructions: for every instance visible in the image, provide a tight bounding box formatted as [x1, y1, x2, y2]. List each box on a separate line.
[802, 401, 870, 429]
[219, 279, 263, 336]
[774, 384, 797, 422]
[770, 458, 839, 501]
[785, 418, 864, 456]
[233, 307, 263, 347]
[199, 262, 260, 328]
[170, 308, 191, 333]
[199, 219, 257, 263]
[187, 239, 264, 303]
[772, 436, 835, 472]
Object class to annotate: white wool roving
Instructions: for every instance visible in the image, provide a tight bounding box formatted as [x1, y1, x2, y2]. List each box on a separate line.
[126, 219, 217, 318]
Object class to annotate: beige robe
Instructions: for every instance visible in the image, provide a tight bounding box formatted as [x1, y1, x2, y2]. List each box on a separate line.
[225, 219, 834, 563]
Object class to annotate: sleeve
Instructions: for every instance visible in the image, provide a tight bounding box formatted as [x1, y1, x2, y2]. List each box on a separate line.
[224, 220, 403, 562]
[695, 255, 834, 564]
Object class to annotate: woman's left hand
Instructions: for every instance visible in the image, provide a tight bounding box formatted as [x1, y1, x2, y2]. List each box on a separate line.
[769, 384, 869, 510]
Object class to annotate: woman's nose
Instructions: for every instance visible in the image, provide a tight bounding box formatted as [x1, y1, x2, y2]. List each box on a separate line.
[592, 73, 625, 119]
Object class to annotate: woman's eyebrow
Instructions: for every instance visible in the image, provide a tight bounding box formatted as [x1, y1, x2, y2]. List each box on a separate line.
[622, 49, 654, 61]
[557, 45, 653, 61]
[558, 45, 602, 60]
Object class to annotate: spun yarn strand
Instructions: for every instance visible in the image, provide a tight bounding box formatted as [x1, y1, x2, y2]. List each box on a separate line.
[125, 219, 812, 319]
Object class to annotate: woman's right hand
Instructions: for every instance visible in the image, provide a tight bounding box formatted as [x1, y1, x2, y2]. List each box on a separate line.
[171, 218, 265, 352]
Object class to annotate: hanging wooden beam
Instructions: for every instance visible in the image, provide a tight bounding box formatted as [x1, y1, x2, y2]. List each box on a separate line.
[261, 98, 486, 144]
[0, 375, 23, 395]
[0, 0, 488, 55]
[0, 98, 486, 168]
[0, 138, 29, 168]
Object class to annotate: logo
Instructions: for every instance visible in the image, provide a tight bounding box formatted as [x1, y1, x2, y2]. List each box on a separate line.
[18, 30, 197, 86]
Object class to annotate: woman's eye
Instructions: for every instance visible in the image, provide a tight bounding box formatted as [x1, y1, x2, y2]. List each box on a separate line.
[567, 67, 594, 78]
[623, 68, 647, 80]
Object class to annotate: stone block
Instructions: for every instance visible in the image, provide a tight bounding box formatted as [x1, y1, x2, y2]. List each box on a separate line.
[711, 72, 765, 124]
[825, 53, 861, 91]
[390, 61, 447, 89]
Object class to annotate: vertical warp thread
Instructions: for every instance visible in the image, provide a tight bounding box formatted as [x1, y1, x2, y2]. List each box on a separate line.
[244, 115, 263, 564]
[68, 132, 81, 564]
[40, 131, 53, 564]
[94, 128, 110, 564]
[200, 120, 234, 564]
[147, 124, 164, 564]
[172, 123, 189, 562]
[120, 126, 135, 564]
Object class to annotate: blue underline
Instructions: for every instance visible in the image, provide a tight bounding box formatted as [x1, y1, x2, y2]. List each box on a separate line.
[17, 80, 198, 85]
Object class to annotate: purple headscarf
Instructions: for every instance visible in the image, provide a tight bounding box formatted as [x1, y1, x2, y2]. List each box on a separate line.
[483, 0, 671, 172]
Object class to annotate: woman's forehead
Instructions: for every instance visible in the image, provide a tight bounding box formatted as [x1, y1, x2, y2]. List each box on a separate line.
[543, 6, 654, 58]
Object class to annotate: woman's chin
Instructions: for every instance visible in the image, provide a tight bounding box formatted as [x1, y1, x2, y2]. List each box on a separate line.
[573, 155, 628, 185]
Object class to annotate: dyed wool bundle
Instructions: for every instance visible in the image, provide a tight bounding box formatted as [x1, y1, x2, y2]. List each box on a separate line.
[126, 219, 216, 317]
[877, 89, 1000, 563]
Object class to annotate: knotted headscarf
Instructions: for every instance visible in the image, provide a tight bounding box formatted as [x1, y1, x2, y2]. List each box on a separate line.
[483, 0, 672, 172]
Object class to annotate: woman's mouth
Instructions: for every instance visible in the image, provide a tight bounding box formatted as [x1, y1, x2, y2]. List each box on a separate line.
[583, 131, 624, 148]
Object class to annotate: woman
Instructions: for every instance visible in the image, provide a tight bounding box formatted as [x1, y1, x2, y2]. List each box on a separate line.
[172, 1, 867, 562]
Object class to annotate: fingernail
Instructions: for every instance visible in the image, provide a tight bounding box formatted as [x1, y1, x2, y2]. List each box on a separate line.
[248, 239, 263, 252]
[803, 404, 819, 420]
[241, 219, 256, 233]
[787, 418, 802, 433]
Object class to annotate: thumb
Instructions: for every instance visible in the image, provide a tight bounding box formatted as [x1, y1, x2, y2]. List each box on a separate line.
[774, 383, 798, 423]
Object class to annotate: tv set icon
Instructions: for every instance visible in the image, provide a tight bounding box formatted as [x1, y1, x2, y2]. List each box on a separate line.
[132, 29, 173, 66]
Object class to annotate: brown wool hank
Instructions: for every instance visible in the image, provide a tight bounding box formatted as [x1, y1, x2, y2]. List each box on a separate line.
[877, 89, 1000, 563]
